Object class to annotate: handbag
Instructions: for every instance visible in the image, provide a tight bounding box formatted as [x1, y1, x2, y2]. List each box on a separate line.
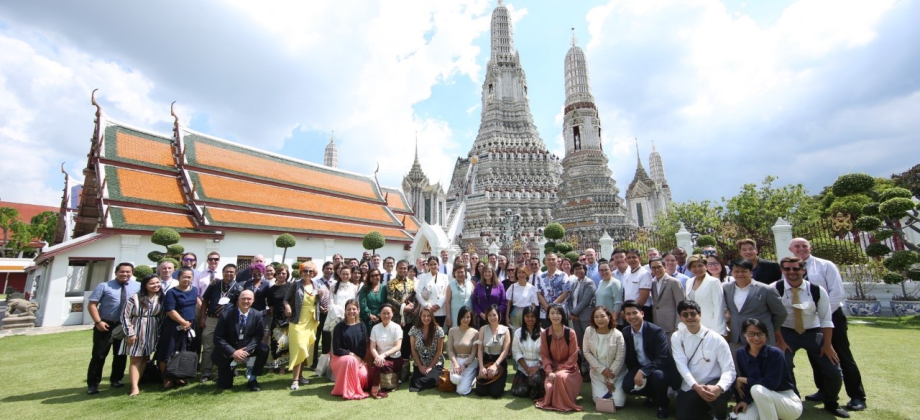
[315, 353, 331, 378]
[476, 361, 506, 386]
[380, 372, 399, 390]
[437, 368, 456, 392]
[594, 397, 616, 414]
[110, 324, 127, 341]
[165, 336, 198, 380]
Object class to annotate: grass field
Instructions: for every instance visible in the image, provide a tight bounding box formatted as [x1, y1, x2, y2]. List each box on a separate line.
[1, 316, 917, 420]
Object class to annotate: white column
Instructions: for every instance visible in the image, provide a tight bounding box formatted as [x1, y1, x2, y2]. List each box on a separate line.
[119, 235, 141, 266]
[488, 241, 500, 257]
[538, 237, 548, 263]
[323, 239, 335, 263]
[676, 223, 693, 254]
[772, 217, 794, 261]
[599, 231, 614, 260]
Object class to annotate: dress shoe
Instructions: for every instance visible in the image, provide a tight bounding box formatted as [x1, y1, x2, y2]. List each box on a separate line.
[298, 377, 310, 385]
[656, 407, 669, 419]
[110, 380, 124, 388]
[87, 385, 99, 395]
[247, 380, 262, 392]
[805, 391, 826, 402]
[846, 398, 866, 411]
[825, 406, 850, 418]
[199, 376, 210, 384]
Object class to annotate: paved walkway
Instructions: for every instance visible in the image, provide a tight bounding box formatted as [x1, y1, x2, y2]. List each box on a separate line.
[0, 323, 93, 339]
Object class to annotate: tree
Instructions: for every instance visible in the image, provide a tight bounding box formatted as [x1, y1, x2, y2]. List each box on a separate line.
[543, 223, 565, 254]
[724, 176, 820, 242]
[29, 211, 58, 245]
[149, 228, 183, 263]
[833, 173, 919, 253]
[362, 231, 385, 256]
[653, 200, 724, 239]
[0, 207, 20, 258]
[276, 233, 297, 263]
[892, 163, 920, 198]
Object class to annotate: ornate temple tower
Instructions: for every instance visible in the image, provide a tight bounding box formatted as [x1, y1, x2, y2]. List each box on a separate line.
[626, 141, 672, 227]
[554, 36, 633, 242]
[444, 1, 562, 254]
[323, 134, 338, 168]
[402, 138, 447, 226]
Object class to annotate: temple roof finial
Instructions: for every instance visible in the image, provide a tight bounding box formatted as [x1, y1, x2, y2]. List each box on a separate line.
[91, 89, 101, 117]
[635, 138, 641, 165]
[498, 0, 503, 5]
[571, 27, 577, 46]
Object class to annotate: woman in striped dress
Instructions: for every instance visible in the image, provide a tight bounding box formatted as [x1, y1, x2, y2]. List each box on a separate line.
[120, 274, 164, 396]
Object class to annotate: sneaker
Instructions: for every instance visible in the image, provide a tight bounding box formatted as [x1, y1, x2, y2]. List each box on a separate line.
[290, 381, 299, 391]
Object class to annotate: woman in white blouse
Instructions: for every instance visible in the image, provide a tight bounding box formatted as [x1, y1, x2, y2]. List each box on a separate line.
[476, 305, 511, 398]
[416, 257, 449, 327]
[685, 255, 727, 335]
[323, 266, 359, 333]
[583, 306, 626, 406]
[505, 266, 539, 331]
[510, 305, 544, 400]
[368, 304, 404, 398]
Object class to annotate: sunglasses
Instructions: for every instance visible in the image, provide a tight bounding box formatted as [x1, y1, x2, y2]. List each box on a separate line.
[207, 257, 220, 261]
[303, 270, 315, 274]
[781, 267, 802, 272]
[183, 258, 196, 262]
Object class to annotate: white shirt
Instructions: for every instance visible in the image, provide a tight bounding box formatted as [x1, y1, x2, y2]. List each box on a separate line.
[512, 328, 542, 371]
[438, 262, 452, 275]
[505, 282, 539, 308]
[370, 321, 403, 358]
[733, 283, 751, 312]
[671, 325, 736, 392]
[779, 279, 834, 330]
[415, 272, 449, 316]
[803, 256, 844, 310]
[623, 266, 652, 303]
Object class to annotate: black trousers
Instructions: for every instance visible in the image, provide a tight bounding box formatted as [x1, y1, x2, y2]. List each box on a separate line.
[311, 311, 329, 367]
[86, 322, 126, 387]
[622, 367, 670, 410]
[781, 327, 843, 409]
[641, 305, 654, 324]
[215, 343, 269, 389]
[809, 308, 865, 400]
[675, 380, 732, 420]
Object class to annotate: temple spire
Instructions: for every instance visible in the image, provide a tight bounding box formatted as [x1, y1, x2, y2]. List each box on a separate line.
[324, 131, 338, 168]
[571, 27, 577, 46]
[414, 131, 419, 163]
[635, 138, 642, 166]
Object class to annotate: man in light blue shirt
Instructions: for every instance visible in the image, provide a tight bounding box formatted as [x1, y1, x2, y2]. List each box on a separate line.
[584, 248, 602, 287]
[86, 262, 140, 395]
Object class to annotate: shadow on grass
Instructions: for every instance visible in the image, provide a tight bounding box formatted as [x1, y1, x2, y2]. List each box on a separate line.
[2, 387, 124, 404]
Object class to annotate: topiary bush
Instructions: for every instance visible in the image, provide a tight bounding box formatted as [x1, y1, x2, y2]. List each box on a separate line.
[555, 242, 574, 254]
[276, 233, 297, 263]
[133, 265, 154, 279]
[832, 173, 876, 197]
[543, 223, 565, 241]
[564, 251, 580, 264]
[151, 228, 181, 247]
[855, 216, 882, 232]
[865, 243, 891, 258]
[166, 244, 185, 256]
[696, 235, 717, 247]
[363, 231, 386, 254]
[810, 237, 868, 265]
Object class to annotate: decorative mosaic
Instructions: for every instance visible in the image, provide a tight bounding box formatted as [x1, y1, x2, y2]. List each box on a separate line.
[184, 133, 382, 201]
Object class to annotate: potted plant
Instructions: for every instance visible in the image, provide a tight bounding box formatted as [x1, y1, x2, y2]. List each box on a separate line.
[883, 251, 920, 316]
[840, 260, 883, 316]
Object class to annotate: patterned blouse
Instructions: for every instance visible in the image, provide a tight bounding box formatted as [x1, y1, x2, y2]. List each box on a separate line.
[409, 325, 445, 367]
[387, 277, 416, 325]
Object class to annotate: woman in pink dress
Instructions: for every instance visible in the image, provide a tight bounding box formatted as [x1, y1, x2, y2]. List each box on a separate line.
[536, 303, 583, 412]
[330, 299, 369, 400]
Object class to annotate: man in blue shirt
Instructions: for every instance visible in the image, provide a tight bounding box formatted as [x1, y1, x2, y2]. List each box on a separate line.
[584, 248, 602, 287]
[86, 262, 140, 395]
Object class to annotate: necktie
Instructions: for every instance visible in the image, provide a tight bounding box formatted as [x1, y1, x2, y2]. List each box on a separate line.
[442, 265, 446, 274]
[209, 270, 216, 284]
[239, 313, 247, 335]
[791, 287, 806, 334]
[118, 283, 127, 321]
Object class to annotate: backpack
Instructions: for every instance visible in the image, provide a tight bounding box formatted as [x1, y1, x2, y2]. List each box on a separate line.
[774, 281, 820, 306]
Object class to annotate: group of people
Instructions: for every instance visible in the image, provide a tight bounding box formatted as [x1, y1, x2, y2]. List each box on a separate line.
[85, 237, 867, 419]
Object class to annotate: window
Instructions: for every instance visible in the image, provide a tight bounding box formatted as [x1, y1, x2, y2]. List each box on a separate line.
[424, 198, 431, 224]
[636, 203, 645, 227]
[66, 259, 112, 297]
[236, 255, 253, 273]
[572, 126, 581, 150]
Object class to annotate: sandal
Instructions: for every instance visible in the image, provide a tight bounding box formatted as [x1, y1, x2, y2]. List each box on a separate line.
[163, 379, 173, 390]
[290, 380, 299, 391]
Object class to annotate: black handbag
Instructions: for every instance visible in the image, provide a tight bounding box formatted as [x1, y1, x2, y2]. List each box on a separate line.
[166, 336, 198, 380]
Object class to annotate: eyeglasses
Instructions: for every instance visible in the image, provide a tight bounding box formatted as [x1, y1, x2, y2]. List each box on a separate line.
[680, 311, 699, 318]
[781, 267, 802, 272]
[744, 332, 767, 339]
[207, 258, 220, 261]
[303, 270, 315, 274]
[706, 262, 720, 266]
[649, 265, 664, 270]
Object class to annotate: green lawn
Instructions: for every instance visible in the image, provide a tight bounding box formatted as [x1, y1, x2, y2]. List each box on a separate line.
[1, 317, 917, 420]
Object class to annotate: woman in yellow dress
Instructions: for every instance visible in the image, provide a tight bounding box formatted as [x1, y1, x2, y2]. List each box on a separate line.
[284, 261, 329, 389]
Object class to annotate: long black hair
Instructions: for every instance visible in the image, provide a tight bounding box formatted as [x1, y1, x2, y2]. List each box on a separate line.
[520, 304, 541, 343]
[136, 274, 163, 312]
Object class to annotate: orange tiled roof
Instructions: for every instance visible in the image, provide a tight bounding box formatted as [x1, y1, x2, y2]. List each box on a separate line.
[191, 172, 401, 226]
[104, 125, 176, 170]
[404, 215, 420, 232]
[381, 187, 412, 212]
[109, 207, 200, 232]
[184, 132, 381, 201]
[206, 207, 411, 241]
[105, 166, 187, 209]
[0, 201, 57, 221]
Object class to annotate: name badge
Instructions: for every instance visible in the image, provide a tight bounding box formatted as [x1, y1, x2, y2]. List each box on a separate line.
[218, 297, 230, 305]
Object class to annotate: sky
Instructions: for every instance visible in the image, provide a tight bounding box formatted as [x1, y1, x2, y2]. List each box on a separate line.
[0, 0, 917, 208]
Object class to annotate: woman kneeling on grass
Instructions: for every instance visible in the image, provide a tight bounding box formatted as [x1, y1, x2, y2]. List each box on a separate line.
[330, 299, 369, 400]
[475, 304, 510, 398]
[408, 307, 445, 392]
[734, 318, 802, 420]
[536, 303, 583, 412]
[368, 304, 404, 398]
